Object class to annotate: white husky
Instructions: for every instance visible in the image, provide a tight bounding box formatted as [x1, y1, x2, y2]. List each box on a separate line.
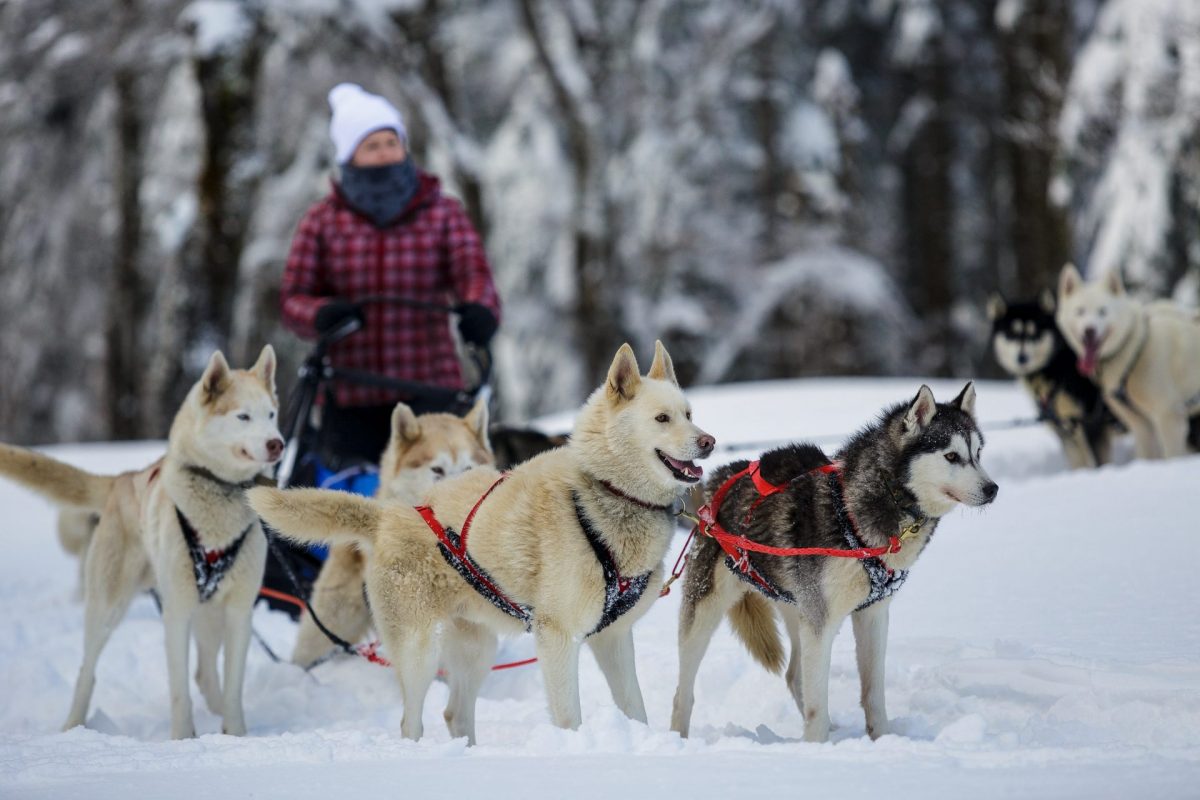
[0, 346, 282, 738]
[1056, 264, 1200, 459]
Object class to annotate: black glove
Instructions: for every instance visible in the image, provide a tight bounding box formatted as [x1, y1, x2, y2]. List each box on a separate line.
[455, 302, 498, 346]
[314, 299, 364, 335]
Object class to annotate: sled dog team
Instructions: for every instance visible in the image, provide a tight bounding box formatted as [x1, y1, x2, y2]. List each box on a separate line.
[0, 262, 1193, 744]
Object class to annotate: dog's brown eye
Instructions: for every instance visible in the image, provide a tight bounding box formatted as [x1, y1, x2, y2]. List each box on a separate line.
[237, 413, 250, 422]
[432, 466, 445, 477]
[685, 410, 692, 421]
[944, 452, 959, 463]
[656, 413, 670, 423]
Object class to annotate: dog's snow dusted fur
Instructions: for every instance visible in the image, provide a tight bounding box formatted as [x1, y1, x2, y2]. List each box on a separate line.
[291, 398, 495, 667]
[671, 384, 997, 743]
[987, 290, 1116, 468]
[249, 342, 715, 743]
[1056, 264, 1200, 459]
[0, 347, 283, 738]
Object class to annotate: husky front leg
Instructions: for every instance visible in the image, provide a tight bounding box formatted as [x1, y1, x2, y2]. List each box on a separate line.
[534, 619, 582, 729]
[192, 605, 224, 714]
[796, 619, 837, 743]
[161, 600, 197, 739]
[852, 600, 891, 739]
[219, 600, 254, 735]
[586, 624, 647, 723]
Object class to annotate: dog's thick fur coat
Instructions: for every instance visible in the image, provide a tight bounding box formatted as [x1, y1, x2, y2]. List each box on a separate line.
[250, 342, 715, 743]
[0, 347, 283, 738]
[671, 384, 997, 743]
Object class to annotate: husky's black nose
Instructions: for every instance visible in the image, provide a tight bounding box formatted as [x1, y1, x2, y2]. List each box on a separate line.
[696, 434, 715, 457]
[982, 481, 998, 503]
[267, 438, 284, 460]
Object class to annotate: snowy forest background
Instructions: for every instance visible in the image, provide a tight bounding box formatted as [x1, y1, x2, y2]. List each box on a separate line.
[2, 0, 1199, 444]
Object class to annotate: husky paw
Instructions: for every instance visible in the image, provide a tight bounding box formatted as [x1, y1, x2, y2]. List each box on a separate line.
[867, 719, 891, 740]
[222, 719, 247, 736]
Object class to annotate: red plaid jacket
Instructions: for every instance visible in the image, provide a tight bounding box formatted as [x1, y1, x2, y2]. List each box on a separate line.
[280, 173, 501, 408]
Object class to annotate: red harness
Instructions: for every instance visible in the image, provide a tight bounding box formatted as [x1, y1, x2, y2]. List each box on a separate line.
[414, 474, 532, 623]
[697, 460, 902, 570]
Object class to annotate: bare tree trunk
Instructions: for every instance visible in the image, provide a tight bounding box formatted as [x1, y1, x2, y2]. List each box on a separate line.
[900, 42, 955, 376]
[997, 0, 1071, 295]
[105, 3, 146, 439]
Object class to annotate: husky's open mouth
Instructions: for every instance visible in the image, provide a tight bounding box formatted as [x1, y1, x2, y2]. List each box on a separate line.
[656, 449, 703, 483]
[1078, 328, 1103, 377]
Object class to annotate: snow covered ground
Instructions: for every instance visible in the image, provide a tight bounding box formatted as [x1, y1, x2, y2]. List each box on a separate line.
[1, 377, 1198, 798]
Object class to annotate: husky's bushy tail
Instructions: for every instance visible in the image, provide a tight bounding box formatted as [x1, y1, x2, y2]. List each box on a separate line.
[247, 487, 382, 548]
[727, 592, 784, 674]
[0, 443, 117, 510]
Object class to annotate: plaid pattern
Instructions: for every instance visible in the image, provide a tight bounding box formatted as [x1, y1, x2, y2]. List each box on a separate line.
[281, 173, 500, 408]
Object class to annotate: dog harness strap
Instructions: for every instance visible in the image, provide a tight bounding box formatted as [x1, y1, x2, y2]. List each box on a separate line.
[416, 474, 534, 630]
[175, 507, 252, 603]
[824, 472, 907, 611]
[572, 494, 653, 636]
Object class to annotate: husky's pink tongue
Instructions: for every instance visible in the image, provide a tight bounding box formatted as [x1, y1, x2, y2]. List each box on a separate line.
[665, 455, 703, 479]
[1078, 330, 1100, 377]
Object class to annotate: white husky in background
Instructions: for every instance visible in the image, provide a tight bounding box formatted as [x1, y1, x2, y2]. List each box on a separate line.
[0, 346, 283, 738]
[1056, 264, 1200, 459]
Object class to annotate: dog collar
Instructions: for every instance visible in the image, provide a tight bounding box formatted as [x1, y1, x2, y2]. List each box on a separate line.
[184, 464, 263, 495]
[597, 479, 673, 513]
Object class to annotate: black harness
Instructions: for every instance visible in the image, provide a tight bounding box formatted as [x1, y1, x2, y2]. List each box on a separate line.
[176, 508, 253, 602]
[428, 487, 654, 637]
[175, 464, 261, 602]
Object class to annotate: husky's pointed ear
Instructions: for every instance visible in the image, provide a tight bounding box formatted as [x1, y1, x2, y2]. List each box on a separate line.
[952, 381, 977, 419]
[251, 344, 277, 393]
[606, 343, 641, 402]
[986, 293, 1006, 322]
[1038, 287, 1056, 315]
[1104, 270, 1125, 296]
[464, 395, 492, 452]
[391, 402, 421, 444]
[201, 350, 232, 404]
[647, 340, 678, 385]
[904, 385, 938, 435]
[1058, 263, 1082, 300]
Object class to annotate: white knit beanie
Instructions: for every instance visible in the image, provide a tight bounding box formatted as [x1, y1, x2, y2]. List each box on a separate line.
[327, 83, 408, 165]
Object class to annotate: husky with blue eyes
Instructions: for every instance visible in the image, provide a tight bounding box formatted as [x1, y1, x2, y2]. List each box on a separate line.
[0, 346, 283, 739]
[671, 384, 997, 743]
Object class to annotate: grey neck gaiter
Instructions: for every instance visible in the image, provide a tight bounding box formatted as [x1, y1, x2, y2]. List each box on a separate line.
[338, 158, 420, 228]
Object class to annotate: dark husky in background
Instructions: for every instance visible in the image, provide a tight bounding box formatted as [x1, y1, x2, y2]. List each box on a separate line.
[671, 384, 997, 743]
[988, 291, 1117, 468]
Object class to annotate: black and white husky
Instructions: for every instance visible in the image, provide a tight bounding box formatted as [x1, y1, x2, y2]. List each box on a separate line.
[988, 291, 1117, 468]
[671, 384, 997, 743]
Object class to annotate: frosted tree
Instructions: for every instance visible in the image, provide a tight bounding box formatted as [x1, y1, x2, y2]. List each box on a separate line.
[1058, 0, 1200, 300]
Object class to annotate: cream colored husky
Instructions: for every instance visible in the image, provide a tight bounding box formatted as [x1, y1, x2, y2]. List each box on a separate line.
[249, 341, 715, 743]
[0, 346, 282, 738]
[1057, 264, 1200, 459]
[291, 399, 494, 667]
